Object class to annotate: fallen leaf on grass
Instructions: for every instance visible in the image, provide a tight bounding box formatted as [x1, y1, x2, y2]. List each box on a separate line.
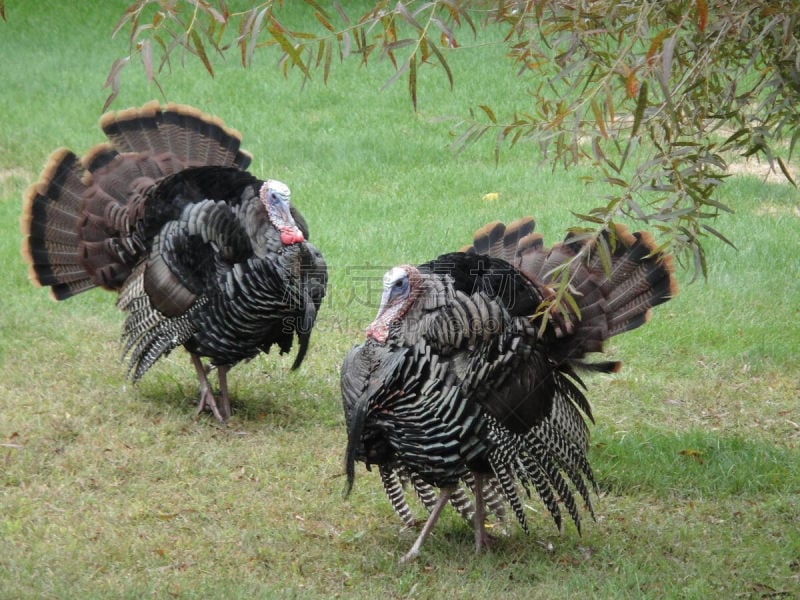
[678, 448, 705, 463]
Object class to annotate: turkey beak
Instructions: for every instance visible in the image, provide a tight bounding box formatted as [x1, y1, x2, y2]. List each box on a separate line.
[273, 201, 304, 245]
[366, 268, 411, 342]
[365, 287, 395, 342]
[262, 182, 305, 245]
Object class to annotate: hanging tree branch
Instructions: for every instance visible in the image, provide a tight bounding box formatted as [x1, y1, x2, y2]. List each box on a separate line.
[107, 0, 800, 280]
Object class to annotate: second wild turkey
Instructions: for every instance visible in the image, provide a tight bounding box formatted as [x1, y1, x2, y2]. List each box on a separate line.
[341, 217, 677, 562]
[21, 102, 327, 422]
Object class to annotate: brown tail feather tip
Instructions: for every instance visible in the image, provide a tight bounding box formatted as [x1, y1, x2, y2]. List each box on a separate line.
[161, 102, 245, 144]
[100, 101, 244, 143]
[611, 223, 679, 299]
[19, 189, 36, 239]
[99, 100, 160, 131]
[23, 147, 75, 201]
[662, 254, 680, 298]
[472, 221, 506, 253]
[82, 143, 118, 174]
[100, 106, 140, 132]
[20, 147, 77, 253]
[632, 228, 679, 300]
[24, 264, 44, 288]
[610, 223, 638, 248]
[504, 217, 536, 240]
[516, 231, 544, 253]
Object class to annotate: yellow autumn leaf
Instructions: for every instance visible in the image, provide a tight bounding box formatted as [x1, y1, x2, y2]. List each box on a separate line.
[482, 192, 500, 201]
[679, 448, 705, 463]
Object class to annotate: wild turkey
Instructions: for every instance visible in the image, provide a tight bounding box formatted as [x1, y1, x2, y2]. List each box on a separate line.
[341, 217, 677, 562]
[21, 102, 327, 422]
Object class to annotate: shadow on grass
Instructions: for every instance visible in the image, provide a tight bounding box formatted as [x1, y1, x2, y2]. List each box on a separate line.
[129, 367, 312, 428]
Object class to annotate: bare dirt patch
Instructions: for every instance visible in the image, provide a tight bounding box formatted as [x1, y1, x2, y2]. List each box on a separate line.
[727, 157, 797, 184]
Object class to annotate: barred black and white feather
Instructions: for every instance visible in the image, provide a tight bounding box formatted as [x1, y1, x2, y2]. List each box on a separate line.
[342, 218, 677, 561]
[21, 102, 327, 421]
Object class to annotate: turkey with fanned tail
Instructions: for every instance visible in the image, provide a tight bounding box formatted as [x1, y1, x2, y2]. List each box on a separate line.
[21, 102, 327, 422]
[341, 217, 677, 562]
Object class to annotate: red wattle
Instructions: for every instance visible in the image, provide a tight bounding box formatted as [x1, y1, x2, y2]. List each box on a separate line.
[280, 228, 305, 245]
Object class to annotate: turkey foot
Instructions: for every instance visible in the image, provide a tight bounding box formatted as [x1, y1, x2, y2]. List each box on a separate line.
[400, 488, 453, 563]
[190, 355, 231, 422]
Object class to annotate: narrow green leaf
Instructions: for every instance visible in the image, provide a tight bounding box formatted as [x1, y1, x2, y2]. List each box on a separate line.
[562, 286, 582, 319]
[425, 36, 454, 90]
[141, 38, 153, 81]
[571, 212, 606, 224]
[341, 31, 351, 59]
[394, 2, 424, 32]
[409, 53, 418, 112]
[314, 39, 324, 67]
[699, 197, 734, 213]
[304, 0, 332, 24]
[776, 156, 797, 187]
[591, 137, 605, 164]
[478, 104, 496, 124]
[621, 80, 648, 170]
[238, 8, 255, 67]
[700, 224, 737, 249]
[246, 8, 268, 68]
[381, 57, 410, 92]
[631, 80, 648, 139]
[661, 36, 675, 88]
[358, 25, 367, 54]
[112, 2, 140, 40]
[430, 16, 454, 42]
[323, 40, 332, 84]
[625, 197, 648, 221]
[590, 99, 607, 139]
[269, 19, 310, 79]
[314, 10, 335, 32]
[596, 232, 613, 277]
[332, 1, 350, 25]
[494, 129, 503, 165]
[102, 56, 130, 111]
[692, 243, 707, 281]
[605, 176, 628, 187]
[420, 35, 430, 63]
[384, 39, 416, 52]
[187, 0, 225, 23]
[190, 29, 214, 77]
[580, 64, 598, 96]
[789, 128, 800, 160]
[647, 29, 671, 66]
[721, 127, 750, 150]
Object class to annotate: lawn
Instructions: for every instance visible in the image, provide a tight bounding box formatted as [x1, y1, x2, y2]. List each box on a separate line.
[1, 2, 798, 599]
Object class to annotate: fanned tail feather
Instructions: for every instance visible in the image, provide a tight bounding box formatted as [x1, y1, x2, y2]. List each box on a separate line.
[100, 101, 252, 169]
[21, 102, 256, 303]
[21, 149, 96, 299]
[465, 217, 678, 358]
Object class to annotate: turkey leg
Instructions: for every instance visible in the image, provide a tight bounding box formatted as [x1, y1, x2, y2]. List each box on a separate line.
[190, 354, 230, 422]
[400, 487, 453, 563]
[471, 473, 492, 552]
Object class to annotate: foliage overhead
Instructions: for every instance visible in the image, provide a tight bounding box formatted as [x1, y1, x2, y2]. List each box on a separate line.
[105, 1, 799, 279]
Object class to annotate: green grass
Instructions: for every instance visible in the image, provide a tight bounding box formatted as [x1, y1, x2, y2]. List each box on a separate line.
[2, 2, 799, 598]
